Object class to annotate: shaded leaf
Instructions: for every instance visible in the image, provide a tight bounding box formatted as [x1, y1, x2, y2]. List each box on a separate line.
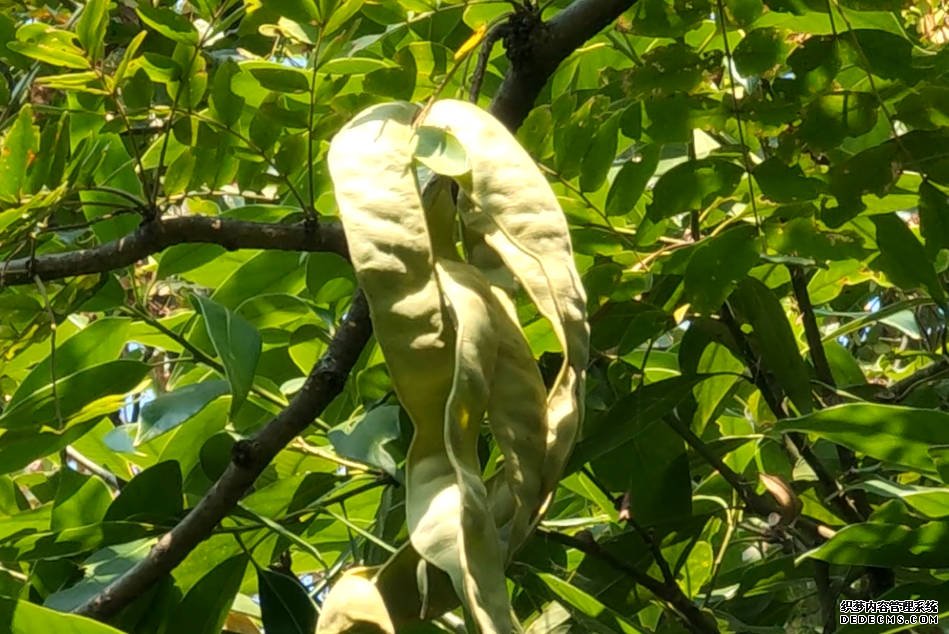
[258, 568, 318, 634]
[647, 158, 744, 220]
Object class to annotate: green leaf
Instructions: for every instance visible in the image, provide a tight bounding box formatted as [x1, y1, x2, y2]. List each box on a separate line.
[76, 0, 110, 62]
[0, 105, 38, 201]
[647, 158, 744, 221]
[806, 521, 949, 567]
[163, 149, 195, 196]
[248, 64, 310, 93]
[553, 96, 604, 180]
[321, 57, 398, 75]
[52, 469, 112, 530]
[848, 29, 914, 82]
[733, 28, 788, 76]
[0, 360, 150, 430]
[729, 278, 813, 414]
[798, 92, 878, 150]
[212, 250, 307, 308]
[328, 406, 402, 480]
[105, 461, 183, 522]
[726, 0, 763, 26]
[684, 225, 760, 314]
[871, 213, 946, 303]
[855, 480, 949, 518]
[573, 375, 708, 470]
[753, 157, 823, 203]
[45, 539, 155, 612]
[590, 300, 673, 355]
[191, 295, 262, 416]
[919, 181, 949, 258]
[209, 60, 244, 126]
[625, 412, 691, 524]
[258, 568, 318, 634]
[135, 5, 199, 44]
[166, 555, 248, 634]
[9, 24, 90, 69]
[36, 71, 106, 94]
[579, 112, 620, 193]
[629, 43, 704, 96]
[536, 573, 641, 634]
[138, 381, 228, 444]
[0, 420, 100, 475]
[605, 145, 659, 216]
[775, 403, 949, 473]
[632, 0, 711, 37]
[305, 253, 355, 304]
[0, 596, 126, 633]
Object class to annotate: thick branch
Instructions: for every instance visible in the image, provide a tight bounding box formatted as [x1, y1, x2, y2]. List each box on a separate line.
[0, 217, 347, 287]
[492, 0, 635, 128]
[74, 292, 372, 620]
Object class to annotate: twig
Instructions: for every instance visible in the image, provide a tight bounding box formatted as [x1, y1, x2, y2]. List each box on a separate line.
[537, 528, 719, 634]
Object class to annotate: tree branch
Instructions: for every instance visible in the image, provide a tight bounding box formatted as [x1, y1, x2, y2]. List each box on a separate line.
[0, 217, 348, 287]
[491, 0, 635, 128]
[74, 292, 372, 620]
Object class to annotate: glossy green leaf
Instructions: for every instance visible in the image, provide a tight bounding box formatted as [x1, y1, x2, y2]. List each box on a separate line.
[574, 375, 708, 470]
[536, 573, 641, 634]
[75, 0, 109, 62]
[138, 381, 228, 444]
[328, 406, 402, 479]
[0, 360, 150, 430]
[191, 295, 262, 416]
[0, 105, 38, 201]
[806, 522, 949, 567]
[52, 469, 112, 531]
[632, 0, 710, 37]
[775, 403, 949, 473]
[579, 112, 619, 192]
[248, 64, 310, 93]
[45, 539, 155, 612]
[9, 24, 90, 69]
[0, 596, 126, 633]
[135, 5, 199, 44]
[321, 57, 398, 75]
